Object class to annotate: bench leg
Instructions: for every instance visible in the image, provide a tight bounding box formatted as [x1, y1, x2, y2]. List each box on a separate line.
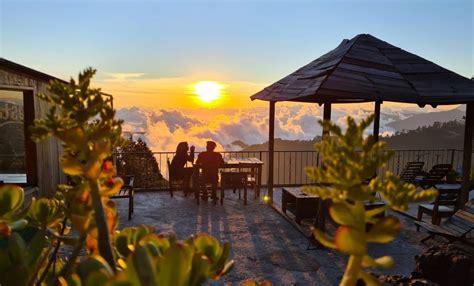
[416, 208, 423, 231]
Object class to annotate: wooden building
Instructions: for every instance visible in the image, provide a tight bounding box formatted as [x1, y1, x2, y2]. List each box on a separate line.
[0, 58, 66, 197]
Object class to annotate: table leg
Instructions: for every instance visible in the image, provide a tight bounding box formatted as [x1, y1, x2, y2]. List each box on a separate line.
[257, 165, 262, 198]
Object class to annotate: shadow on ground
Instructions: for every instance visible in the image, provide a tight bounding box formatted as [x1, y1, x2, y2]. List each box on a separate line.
[115, 188, 431, 285]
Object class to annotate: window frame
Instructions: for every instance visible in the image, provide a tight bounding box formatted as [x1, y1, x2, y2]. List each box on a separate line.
[0, 86, 38, 186]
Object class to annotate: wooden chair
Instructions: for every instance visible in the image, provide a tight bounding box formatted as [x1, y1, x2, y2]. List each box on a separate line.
[111, 175, 134, 220]
[417, 184, 461, 226]
[399, 161, 425, 183]
[220, 171, 250, 205]
[193, 165, 218, 205]
[415, 201, 474, 245]
[417, 164, 452, 188]
[167, 159, 189, 198]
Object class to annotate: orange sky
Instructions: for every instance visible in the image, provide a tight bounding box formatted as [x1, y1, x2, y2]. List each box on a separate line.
[96, 73, 269, 110]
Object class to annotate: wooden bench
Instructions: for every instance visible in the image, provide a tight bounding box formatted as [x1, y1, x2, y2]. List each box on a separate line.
[111, 175, 134, 220]
[282, 187, 320, 224]
[414, 202, 474, 245]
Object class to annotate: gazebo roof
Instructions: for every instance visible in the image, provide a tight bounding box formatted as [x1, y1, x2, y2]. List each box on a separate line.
[251, 34, 474, 105]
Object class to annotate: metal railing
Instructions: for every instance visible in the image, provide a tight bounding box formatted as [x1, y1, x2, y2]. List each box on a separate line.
[112, 149, 474, 190]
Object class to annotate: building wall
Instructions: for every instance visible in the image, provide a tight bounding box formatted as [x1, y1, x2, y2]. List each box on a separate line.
[0, 67, 65, 197]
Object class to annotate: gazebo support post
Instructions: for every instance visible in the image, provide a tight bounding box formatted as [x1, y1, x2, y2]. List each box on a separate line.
[322, 102, 332, 137]
[373, 101, 381, 142]
[316, 102, 332, 232]
[268, 101, 276, 204]
[460, 103, 473, 206]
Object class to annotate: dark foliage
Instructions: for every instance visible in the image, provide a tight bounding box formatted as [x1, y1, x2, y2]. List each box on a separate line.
[116, 138, 167, 188]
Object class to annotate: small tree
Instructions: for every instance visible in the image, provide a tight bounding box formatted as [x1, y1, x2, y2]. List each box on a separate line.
[116, 138, 167, 188]
[304, 115, 437, 286]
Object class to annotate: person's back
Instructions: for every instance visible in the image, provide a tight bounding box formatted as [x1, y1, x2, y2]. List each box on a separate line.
[170, 142, 194, 180]
[195, 141, 224, 184]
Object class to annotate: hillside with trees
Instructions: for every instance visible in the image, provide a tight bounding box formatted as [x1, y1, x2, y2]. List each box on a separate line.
[241, 120, 467, 151]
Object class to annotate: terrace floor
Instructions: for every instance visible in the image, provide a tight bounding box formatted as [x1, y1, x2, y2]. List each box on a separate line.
[116, 189, 435, 285]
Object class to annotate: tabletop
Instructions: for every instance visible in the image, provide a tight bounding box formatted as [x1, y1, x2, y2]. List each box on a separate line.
[224, 157, 264, 165]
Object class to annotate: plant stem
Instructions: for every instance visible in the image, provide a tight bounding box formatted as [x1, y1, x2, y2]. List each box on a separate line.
[55, 234, 86, 281]
[36, 218, 68, 285]
[340, 255, 362, 286]
[89, 178, 117, 271]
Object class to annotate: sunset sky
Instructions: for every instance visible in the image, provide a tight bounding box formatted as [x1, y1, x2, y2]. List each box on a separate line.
[1, 0, 473, 150]
[2, 0, 472, 109]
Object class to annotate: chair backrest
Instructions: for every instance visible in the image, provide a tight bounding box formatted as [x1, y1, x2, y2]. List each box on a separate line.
[400, 161, 425, 182]
[434, 186, 460, 208]
[423, 164, 452, 185]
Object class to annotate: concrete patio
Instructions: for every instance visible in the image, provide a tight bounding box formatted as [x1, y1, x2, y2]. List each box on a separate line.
[116, 189, 432, 285]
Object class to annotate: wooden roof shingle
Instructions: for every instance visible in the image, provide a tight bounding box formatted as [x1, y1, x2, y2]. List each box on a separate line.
[251, 34, 474, 105]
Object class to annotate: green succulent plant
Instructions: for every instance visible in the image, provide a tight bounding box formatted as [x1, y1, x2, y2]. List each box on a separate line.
[0, 68, 233, 286]
[304, 115, 437, 286]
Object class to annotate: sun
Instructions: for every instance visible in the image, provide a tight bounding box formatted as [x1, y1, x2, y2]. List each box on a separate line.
[193, 81, 223, 103]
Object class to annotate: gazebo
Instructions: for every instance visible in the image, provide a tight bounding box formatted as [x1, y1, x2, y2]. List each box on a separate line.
[250, 34, 474, 205]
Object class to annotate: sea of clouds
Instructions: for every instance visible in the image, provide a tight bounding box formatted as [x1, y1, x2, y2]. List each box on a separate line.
[116, 104, 411, 152]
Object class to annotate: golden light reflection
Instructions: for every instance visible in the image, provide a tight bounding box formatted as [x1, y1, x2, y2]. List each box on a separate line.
[193, 81, 223, 103]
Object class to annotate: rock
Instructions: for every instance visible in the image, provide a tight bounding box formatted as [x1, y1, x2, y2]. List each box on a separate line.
[414, 243, 474, 286]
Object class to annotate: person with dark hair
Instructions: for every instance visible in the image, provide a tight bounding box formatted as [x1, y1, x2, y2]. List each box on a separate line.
[195, 141, 224, 185]
[170, 142, 195, 182]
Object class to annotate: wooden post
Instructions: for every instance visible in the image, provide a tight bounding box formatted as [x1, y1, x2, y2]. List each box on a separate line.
[322, 102, 332, 138]
[373, 101, 381, 142]
[268, 101, 276, 204]
[317, 102, 332, 233]
[460, 103, 473, 206]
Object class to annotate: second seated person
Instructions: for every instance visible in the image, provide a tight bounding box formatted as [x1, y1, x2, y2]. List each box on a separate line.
[195, 141, 225, 193]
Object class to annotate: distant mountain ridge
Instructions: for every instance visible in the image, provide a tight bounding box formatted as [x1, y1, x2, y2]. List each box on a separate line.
[242, 119, 467, 151]
[386, 107, 464, 132]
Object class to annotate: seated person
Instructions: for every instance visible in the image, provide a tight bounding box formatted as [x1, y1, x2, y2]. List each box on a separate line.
[195, 141, 224, 185]
[170, 142, 195, 183]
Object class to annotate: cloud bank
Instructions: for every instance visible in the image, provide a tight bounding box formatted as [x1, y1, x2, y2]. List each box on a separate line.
[116, 104, 416, 152]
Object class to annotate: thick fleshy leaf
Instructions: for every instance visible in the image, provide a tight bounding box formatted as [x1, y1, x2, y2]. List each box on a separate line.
[0, 185, 24, 217]
[366, 217, 400, 243]
[193, 234, 221, 261]
[313, 229, 337, 249]
[362, 255, 394, 269]
[334, 226, 367, 256]
[329, 202, 357, 226]
[76, 255, 114, 281]
[156, 242, 194, 286]
[132, 245, 158, 286]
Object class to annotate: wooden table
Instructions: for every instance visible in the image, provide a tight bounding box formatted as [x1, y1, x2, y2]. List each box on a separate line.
[223, 157, 263, 198]
[282, 187, 320, 224]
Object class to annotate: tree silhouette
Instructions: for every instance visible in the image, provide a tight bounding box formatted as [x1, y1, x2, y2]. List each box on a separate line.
[116, 138, 166, 189]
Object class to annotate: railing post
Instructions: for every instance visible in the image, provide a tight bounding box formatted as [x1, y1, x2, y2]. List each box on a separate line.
[450, 149, 455, 167]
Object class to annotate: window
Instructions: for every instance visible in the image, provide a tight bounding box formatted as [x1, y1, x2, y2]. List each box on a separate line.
[0, 89, 36, 185]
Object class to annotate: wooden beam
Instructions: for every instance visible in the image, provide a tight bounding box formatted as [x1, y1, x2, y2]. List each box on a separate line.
[268, 101, 276, 204]
[373, 101, 381, 142]
[460, 103, 473, 206]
